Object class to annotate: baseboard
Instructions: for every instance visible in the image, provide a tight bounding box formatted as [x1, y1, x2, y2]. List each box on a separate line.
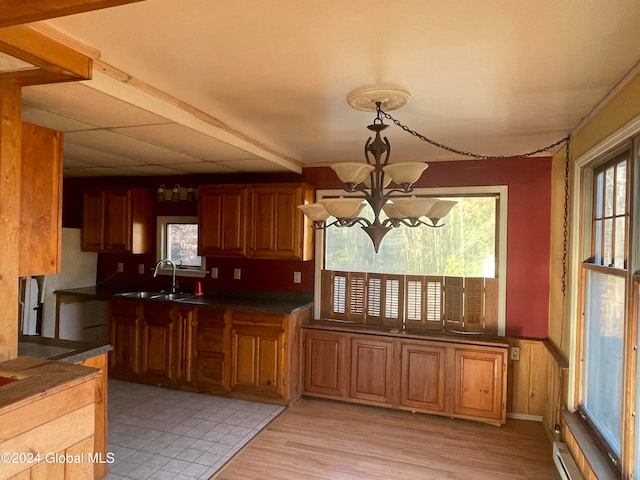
[507, 412, 543, 422]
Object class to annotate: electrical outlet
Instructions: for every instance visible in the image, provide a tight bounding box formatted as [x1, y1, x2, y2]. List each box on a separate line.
[510, 346, 520, 361]
[293, 272, 301, 284]
[233, 268, 241, 280]
[211, 267, 218, 279]
[116, 262, 124, 273]
[138, 263, 145, 275]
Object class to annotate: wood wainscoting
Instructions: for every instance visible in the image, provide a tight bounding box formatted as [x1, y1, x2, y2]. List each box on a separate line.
[507, 338, 569, 439]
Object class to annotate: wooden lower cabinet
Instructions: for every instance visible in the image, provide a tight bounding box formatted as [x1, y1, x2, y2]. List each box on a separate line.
[400, 342, 446, 412]
[109, 300, 141, 379]
[303, 330, 349, 398]
[140, 303, 175, 386]
[350, 337, 394, 405]
[194, 308, 227, 392]
[302, 327, 507, 425]
[453, 347, 505, 422]
[108, 301, 310, 405]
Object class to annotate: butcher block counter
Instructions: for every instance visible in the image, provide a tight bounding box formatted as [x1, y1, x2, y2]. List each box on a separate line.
[0, 357, 101, 480]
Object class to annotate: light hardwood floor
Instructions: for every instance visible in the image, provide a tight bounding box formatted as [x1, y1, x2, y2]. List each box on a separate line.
[214, 398, 560, 480]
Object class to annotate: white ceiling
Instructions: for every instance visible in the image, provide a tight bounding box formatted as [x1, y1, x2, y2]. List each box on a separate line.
[18, 0, 640, 177]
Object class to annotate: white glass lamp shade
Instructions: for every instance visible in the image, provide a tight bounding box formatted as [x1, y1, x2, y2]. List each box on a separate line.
[319, 197, 366, 218]
[363, 172, 392, 189]
[382, 202, 405, 219]
[331, 162, 375, 185]
[427, 200, 457, 223]
[382, 162, 429, 185]
[297, 203, 330, 222]
[392, 197, 438, 218]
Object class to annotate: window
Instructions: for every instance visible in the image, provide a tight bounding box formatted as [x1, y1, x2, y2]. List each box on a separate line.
[579, 149, 630, 470]
[156, 216, 206, 277]
[314, 186, 507, 334]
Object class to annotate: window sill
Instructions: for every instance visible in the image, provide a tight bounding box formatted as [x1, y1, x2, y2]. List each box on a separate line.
[155, 268, 207, 279]
[561, 410, 619, 480]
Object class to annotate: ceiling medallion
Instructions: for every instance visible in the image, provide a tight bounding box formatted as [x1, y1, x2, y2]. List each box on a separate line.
[346, 86, 411, 112]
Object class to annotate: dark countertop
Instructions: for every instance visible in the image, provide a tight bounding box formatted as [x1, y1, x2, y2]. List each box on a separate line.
[55, 286, 314, 315]
[18, 335, 112, 364]
[303, 318, 509, 348]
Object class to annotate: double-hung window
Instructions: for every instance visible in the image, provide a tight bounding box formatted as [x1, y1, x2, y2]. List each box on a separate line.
[580, 148, 630, 472]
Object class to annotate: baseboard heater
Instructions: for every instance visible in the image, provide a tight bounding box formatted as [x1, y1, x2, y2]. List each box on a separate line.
[553, 442, 583, 480]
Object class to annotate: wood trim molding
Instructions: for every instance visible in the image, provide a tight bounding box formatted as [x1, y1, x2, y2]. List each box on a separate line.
[0, 24, 92, 82]
[0, 0, 144, 28]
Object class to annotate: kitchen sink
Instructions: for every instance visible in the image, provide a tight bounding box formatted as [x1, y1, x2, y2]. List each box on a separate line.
[117, 291, 163, 299]
[153, 293, 194, 301]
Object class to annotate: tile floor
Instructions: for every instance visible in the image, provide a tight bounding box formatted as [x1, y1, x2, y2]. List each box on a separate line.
[105, 380, 284, 480]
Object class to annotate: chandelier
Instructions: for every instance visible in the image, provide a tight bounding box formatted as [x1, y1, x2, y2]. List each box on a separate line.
[298, 87, 457, 253]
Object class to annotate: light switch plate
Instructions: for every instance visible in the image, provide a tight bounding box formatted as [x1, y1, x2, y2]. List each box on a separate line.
[233, 268, 241, 280]
[510, 346, 520, 361]
[116, 262, 124, 273]
[138, 264, 145, 275]
[293, 272, 301, 284]
[211, 267, 218, 279]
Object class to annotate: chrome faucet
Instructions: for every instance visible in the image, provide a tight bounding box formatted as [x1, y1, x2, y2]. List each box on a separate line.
[153, 258, 178, 293]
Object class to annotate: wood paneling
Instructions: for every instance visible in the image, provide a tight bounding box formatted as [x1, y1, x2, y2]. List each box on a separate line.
[215, 398, 560, 480]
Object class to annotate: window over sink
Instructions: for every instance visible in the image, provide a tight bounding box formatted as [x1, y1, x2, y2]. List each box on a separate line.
[156, 216, 207, 278]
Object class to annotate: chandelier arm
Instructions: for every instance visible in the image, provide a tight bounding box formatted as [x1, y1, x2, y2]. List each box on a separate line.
[379, 109, 570, 160]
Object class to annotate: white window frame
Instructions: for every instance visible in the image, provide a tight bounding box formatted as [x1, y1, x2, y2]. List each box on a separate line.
[313, 185, 508, 335]
[156, 216, 207, 278]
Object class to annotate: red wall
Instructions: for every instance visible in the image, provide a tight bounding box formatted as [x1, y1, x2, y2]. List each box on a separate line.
[303, 157, 553, 339]
[64, 156, 552, 338]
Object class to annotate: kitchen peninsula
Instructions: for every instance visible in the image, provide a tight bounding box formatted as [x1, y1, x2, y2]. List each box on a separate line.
[55, 287, 313, 406]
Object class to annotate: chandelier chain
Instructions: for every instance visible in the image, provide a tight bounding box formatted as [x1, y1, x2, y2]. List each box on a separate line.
[379, 109, 570, 160]
[561, 137, 571, 296]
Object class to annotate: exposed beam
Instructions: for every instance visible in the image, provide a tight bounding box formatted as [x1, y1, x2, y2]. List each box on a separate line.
[0, 80, 21, 361]
[0, 24, 92, 82]
[87, 59, 303, 173]
[0, 0, 144, 28]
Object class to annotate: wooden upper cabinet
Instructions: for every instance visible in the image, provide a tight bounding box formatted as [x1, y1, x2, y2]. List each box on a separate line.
[249, 183, 314, 260]
[198, 185, 249, 257]
[198, 182, 315, 260]
[19, 122, 63, 276]
[81, 187, 152, 253]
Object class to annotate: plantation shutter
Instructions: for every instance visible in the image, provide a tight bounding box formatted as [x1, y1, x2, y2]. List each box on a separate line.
[366, 275, 383, 326]
[484, 277, 499, 334]
[424, 276, 444, 331]
[444, 276, 463, 331]
[347, 272, 366, 323]
[463, 277, 484, 332]
[405, 276, 424, 330]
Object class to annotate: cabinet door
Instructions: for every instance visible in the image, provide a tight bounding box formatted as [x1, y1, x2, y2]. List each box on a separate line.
[350, 337, 394, 405]
[199, 185, 248, 257]
[230, 325, 281, 396]
[453, 347, 506, 422]
[250, 184, 313, 260]
[109, 301, 140, 378]
[303, 330, 349, 398]
[81, 189, 105, 252]
[400, 342, 446, 412]
[140, 304, 175, 385]
[103, 189, 132, 252]
[19, 122, 63, 276]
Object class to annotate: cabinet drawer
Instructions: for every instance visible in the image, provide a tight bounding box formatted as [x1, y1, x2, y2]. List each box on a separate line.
[231, 311, 285, 328]
[109, 300, 139, 317]
[195, 355, 225, 389]
[197, 328, 224, 353]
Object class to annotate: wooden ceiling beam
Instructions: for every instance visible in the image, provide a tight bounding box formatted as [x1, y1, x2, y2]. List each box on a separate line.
[0, 24, 92, 83]
[0, 0, 144, 28]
